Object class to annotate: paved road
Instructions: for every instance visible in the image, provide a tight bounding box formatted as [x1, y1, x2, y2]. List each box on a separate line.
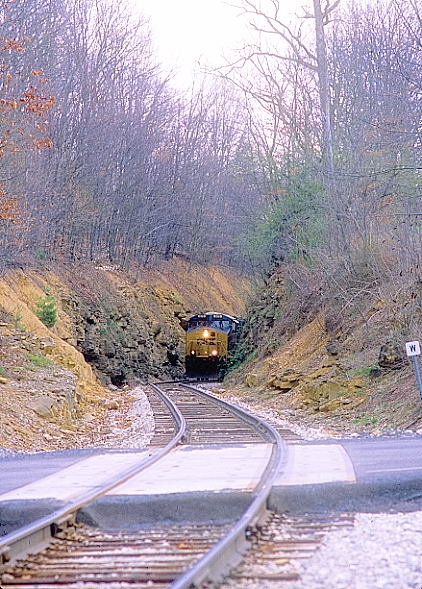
[341, 437, 422, 483]
[1, 435, 422, 531]
[270, 435, 422, 514]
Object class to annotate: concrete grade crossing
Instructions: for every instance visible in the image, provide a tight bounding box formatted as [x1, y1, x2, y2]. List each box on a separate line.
[0, 443, 352, 504]
[276, 444, 356, 486]
[2, 438, 422, 533]
[0, 452, 150, 502]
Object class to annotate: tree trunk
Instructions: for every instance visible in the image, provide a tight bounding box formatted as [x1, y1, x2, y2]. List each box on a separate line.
[313, 0, 335, 179]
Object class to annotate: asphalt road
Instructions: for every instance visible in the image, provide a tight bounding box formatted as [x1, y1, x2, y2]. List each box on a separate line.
[341, 437, 422, 484]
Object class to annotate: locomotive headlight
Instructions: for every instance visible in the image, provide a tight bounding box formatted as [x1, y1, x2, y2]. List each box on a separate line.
[203, 329, 210, 338]
[211, 350, 218, 357]
[191, 350, 196, 355]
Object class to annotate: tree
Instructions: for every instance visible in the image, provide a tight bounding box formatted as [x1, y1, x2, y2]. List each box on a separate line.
[0, 0, 55, 263]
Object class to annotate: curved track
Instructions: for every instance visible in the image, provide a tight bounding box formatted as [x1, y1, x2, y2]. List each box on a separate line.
[1, 382, 285, 588]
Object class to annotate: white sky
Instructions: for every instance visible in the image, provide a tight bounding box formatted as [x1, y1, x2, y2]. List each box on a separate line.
[130, 0, 307, 87]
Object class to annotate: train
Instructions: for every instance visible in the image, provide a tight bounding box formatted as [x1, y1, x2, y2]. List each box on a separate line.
[184, 312, 243, 379]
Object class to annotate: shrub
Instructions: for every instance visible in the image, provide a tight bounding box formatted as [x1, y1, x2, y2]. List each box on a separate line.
[13, 311, 25, 331]
[35, 293, 57, 328]
[36, 250, 47, 262]
[238, 168, 325, 271]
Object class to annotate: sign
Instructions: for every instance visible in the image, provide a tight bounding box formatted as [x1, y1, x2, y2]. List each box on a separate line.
[405, 341, 421, 357]
[406, 341, 422, 401]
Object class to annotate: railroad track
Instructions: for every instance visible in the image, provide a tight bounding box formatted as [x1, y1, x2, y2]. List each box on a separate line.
[219, 512, 355, 587]
[1, 523, 231, 588]
[0, 382, 284, 588]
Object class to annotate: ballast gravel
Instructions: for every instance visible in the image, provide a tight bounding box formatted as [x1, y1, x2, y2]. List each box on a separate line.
[99, 385, 154, 449]
[215, 391, 332, 440]
[291, 511, 422, 589]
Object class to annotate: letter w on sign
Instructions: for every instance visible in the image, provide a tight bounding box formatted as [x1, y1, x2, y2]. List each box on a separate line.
[405, 341, 421, 357]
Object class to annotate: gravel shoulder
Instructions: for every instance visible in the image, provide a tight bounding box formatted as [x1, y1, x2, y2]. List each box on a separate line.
[291, 511, 422, 589]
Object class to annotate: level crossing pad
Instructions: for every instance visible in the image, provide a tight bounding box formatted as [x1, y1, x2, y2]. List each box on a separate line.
[276, 444, 356, 486]
[0, 443, 360, 530]
[0, 452, 150, 502]
[0, 444, 272, 502]
[107, 444, 273, 495]
[0, 444, 273, 531]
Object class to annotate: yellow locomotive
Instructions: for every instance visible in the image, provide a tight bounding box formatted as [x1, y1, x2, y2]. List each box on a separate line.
[184, 312, 243, 378]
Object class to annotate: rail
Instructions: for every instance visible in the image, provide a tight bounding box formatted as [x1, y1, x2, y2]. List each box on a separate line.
[0, 385, 186, 564]
[162, 382, 286, 588]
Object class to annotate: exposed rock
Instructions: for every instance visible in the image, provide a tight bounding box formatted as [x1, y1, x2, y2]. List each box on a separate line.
[244, 372, 261, 387]
[369, 366, 382, 378]
[0, 376, 8, 384]
[295, 373, 365, 412]
[104, 400, 119, 410]
[318, 398, 343, 412]
[378, 341, 405, 370]
[68, 284, 188, 384]
[267, 368, 303, 391]
[38, 338, 56, 354]
[307, 365, 337, 380]
[326, 338, 341, 356]
[151, 321, 163, 336]
[155, 330, 170, 345]
[320, 381, 349, 400]
[28, 396, 54, 418]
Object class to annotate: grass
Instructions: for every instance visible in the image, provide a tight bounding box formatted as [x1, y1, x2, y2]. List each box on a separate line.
[348, 364, 380, 379]
[26, 354, 53, 369]
[351, 413, 379, 426]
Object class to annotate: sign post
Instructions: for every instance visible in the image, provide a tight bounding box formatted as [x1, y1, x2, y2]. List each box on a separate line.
[405, 340, 422, 401]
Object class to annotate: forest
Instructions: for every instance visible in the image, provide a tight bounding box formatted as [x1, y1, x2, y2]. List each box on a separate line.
[0, 0, 421, 297]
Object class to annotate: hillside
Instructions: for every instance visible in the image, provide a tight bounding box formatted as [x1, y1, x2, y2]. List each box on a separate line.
[224, 266, 422, 436]
[0, 261, 250, 452]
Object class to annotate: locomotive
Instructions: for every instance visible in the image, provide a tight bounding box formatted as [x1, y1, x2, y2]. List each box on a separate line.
[184, 312, 243, 379]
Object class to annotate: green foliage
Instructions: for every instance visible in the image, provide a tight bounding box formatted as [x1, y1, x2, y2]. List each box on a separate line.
[0, 366, 7, 377]
[35, 292, 57, 328]
[13, 311, 25, 331]
[227, 347, 258, 373]
[352, 413, 378, 426]
[348, 365, 380, 378]
[26, 353, 52, 368]
[106, 315, 126, 344]
[36, 249, 47, 262]
[238, 166, 325, 270]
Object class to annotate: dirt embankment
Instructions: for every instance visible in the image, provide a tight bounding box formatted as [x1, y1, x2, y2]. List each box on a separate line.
[0, 261, 250, 452]
[226, 267, 422, 435]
